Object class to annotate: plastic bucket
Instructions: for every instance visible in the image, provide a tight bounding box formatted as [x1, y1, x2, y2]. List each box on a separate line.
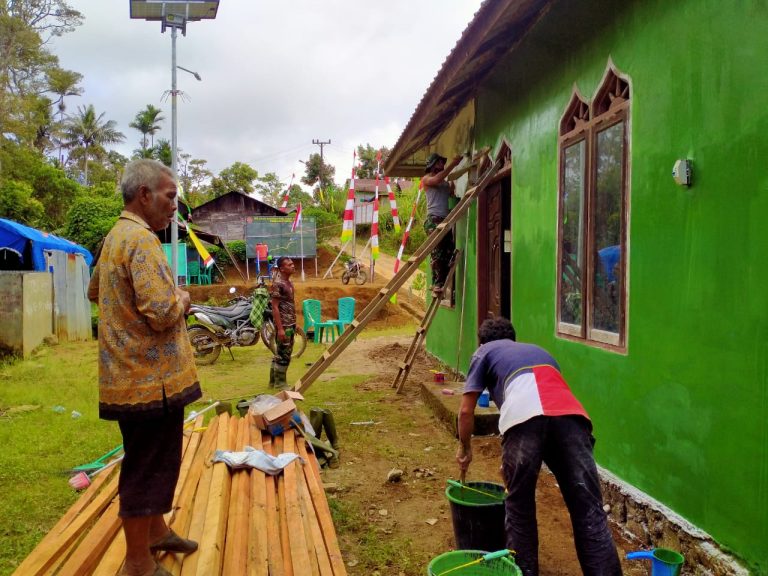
[627, 548, 685, 576]
[445, 481, 506, 551]
[427, 550, 521, 576]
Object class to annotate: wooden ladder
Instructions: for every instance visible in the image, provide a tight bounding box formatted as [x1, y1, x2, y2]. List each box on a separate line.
[293, 155, 503, 394]
[391, 251, 459, 393]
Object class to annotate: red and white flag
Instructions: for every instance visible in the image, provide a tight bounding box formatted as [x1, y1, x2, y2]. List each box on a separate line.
[394, 182, 423, 274]
[371, 153, 381, 260]
[291, 202, 302, 232]
[340, 151, 357, 242]
[280, 173, 295, 210]
[386, 176, 401, 232]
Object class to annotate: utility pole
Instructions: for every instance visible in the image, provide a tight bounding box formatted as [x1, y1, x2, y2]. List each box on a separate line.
[312, 138, 331, 187]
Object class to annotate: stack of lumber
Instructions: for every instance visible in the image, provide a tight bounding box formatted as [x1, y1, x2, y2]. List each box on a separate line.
[13, 413, 347, 576]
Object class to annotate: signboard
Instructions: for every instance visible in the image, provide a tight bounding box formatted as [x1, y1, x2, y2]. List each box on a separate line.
[245, 216, 317, 259]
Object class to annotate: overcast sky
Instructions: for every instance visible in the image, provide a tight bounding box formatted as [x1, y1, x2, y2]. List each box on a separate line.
[51, 1, 483, 190]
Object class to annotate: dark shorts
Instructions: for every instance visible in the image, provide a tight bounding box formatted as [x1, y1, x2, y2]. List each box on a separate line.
[117, 409, 184, 517]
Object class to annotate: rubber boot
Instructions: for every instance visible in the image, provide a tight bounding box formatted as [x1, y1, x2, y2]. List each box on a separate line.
[272, 363, 289, 391]
[322, 409, 340, 468]
[309, 407, 324, 440]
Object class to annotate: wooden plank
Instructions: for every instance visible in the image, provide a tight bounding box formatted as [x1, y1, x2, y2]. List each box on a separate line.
[55, 498, 122, 576]
[296, 440, 347, 575]
[178, 419, 220, 576]
[196, 412, 233, 576]
[294, 436, 330, 576]
[274, 435, 294, 576]
[90, 531, 126, 576]
[282, 431, 313, 575]
[12, 470, 120, 576]
[222, 417, 250, 576]
[261, 431, 284, 576]
[248, 419, 269, 576]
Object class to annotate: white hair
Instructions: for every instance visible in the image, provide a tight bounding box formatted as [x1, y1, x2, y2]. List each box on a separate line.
[121, 159, 175, 203]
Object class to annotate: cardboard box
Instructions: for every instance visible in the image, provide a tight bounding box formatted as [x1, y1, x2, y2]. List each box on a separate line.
[251, 391, 304, 435]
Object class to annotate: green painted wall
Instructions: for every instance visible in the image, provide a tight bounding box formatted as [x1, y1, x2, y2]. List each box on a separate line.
[427, 0, 768, 570]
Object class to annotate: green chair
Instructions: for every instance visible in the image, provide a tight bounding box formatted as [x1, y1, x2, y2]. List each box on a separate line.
[187, 260, 201, 284]
[328, 297, 355, 336]
[199, 264, 212, 284]
[302, 299, 337, 344]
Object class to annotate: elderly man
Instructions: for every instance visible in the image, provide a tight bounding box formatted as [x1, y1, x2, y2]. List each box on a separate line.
[456, 317, 622, 576]
[89, 159, 202, 576]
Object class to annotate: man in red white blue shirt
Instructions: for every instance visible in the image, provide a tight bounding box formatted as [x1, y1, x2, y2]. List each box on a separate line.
[456, 317, 621, 576]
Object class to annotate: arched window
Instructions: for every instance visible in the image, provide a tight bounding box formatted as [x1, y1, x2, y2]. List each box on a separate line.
[556, 67, 630, 349]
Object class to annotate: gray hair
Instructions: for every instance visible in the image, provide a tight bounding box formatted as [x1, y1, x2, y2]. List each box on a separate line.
[121, 159, 175, 203]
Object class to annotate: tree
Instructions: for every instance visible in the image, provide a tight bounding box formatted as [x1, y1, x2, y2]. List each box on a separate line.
[129, 104, 164, 151]
[46, 67, 82, 161]
[210, 161, 258, 198]
[300, 152, 335, 189]
[63, 104, 125, 186]
[63, 194, 122, 254]
[180, 157, 213, 207]
[0, 180, 45, 226]
[355, 143, 390, 179]
[151, 138, 172, 167]
[3, 0, 83, 43]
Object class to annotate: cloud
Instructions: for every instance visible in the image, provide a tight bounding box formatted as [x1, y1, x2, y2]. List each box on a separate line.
[53, 1, 482, 188]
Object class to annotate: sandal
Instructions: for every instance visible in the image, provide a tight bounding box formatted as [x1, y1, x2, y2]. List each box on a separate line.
[149, 530, 198, 555]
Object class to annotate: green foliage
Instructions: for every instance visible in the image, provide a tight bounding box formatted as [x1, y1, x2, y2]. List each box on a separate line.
[314, 182, 346, 216]
[226, 240, 247, 261]
[62, 104, 125, 186]
[207, 244, 231, 265]
[303, 206, 339, 242]
[252, 171, 285, 207]
[210, 162, 258, 198]
[355, 143, 390, 179]
[151, 138, 172, 167]
[29, 161, 82, 229]
[62, 195, 122, 253]
[300, 152, 335, 189]
[129, 104, 165, 151]
[0, 180, 44, 225]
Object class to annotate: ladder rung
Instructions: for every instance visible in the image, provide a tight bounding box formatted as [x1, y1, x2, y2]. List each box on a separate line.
[416, 327, 426, 334]
[322, 351, 331, 360]
[378, 288, 388, 295]
[407, 256, 417, 263]
[351, 319, 360, 328]
[398, 362, 408, 370]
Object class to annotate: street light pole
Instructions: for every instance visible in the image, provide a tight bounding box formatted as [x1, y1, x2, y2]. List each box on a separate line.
[170, 25, 179, 284]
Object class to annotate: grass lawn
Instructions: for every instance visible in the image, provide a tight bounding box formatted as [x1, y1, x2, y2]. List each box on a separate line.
[0, 323, 419, 575]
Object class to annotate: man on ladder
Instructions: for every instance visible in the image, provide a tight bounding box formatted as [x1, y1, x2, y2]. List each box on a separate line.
[422, 152, 463, 296]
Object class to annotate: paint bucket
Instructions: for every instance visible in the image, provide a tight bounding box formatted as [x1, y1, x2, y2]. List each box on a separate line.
[626, 548, 685, 576]
[445, 481, 506, 552]
[427, 550, 521, 576]
[433, 372, 445, 383]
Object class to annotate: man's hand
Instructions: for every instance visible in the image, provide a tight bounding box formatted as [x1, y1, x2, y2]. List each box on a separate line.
[456, 444, 473, 476]
[277, 328, 287, 343]
[175, 287, 191, 314]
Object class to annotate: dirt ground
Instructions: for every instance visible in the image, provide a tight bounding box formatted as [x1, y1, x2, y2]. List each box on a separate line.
[185, 249, 643, 574]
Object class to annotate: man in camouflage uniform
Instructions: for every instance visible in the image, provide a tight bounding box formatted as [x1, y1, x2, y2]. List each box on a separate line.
[269, 257, 296, 389]
[422, 152, 462, 295]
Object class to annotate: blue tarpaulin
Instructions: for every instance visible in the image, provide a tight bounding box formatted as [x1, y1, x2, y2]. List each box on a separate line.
[0, 218, 92, 271]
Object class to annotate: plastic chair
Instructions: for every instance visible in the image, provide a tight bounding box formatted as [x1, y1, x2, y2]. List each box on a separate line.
[302, 299, 336, 344]
[199, 265, 212, 284]
[187, 260, 201, 284]
[328, 297, 355, 336]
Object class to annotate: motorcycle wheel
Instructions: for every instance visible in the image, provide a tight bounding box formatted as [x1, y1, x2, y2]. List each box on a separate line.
[354, 270, 367, 285]
[262, 321, 308, 359]
[188, 325, 222, 365]
[341, 271, 351, 285]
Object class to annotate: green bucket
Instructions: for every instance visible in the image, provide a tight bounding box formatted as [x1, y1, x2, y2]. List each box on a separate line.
[427, 550, 522, 576]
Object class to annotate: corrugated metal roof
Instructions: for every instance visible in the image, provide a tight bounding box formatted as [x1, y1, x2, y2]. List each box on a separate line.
[385, 0, 551, 175]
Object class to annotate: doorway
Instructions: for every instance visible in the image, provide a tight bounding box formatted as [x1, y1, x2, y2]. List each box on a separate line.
[477, 173, 511, 326]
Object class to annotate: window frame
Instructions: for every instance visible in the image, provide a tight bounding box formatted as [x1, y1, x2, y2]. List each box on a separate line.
[556, 80, 629, 351]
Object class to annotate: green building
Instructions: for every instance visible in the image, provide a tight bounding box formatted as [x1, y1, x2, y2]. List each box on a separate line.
[385, 0, 766, 572]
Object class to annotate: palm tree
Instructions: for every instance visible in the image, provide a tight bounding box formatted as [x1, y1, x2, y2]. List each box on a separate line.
[63, 104, 125, 186]
[46, 68, 83, 162]
[129, 104, 165, 151]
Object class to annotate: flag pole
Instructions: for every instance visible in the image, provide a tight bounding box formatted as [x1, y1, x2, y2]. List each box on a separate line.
[300, 214, 305, 282]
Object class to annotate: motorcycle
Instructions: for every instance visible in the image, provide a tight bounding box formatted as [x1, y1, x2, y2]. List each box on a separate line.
[187, 287, 307, 366]
[341, 257, 367, 285]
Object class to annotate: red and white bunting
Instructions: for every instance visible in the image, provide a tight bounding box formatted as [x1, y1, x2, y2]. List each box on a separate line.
[385, 176, 401, 232]
[371, 160, 380, 260]
[394, 182, 423, 274]
[280, 173, 294, 210]
[340, 151, 356, 242]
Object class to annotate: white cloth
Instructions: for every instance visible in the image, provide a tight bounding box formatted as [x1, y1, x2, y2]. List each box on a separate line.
[212, 446, 304, 475]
